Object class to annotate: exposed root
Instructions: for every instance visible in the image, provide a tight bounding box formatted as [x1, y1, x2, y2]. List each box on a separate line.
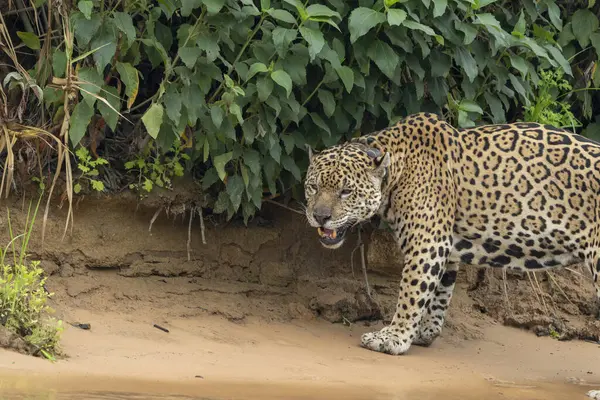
[501, 269, 512, 315]
[148, 206, 163, 234]
[187, 206, 194, 261]
[198, 207, 206, 245]
[350, 227, 372, 301]
[526, 272, 542, 305]
[359, 229, 372, 301]
[532, 272, 549, 315]
[546, 271, 576, 307]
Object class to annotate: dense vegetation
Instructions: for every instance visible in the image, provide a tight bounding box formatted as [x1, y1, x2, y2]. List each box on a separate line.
[1, 0, 600, 225]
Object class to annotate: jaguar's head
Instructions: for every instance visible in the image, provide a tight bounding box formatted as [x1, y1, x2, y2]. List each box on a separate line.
[304, 142, 390, 249]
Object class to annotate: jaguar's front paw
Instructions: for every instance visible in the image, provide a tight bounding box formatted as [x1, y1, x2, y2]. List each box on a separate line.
[360, 326, 411, 355]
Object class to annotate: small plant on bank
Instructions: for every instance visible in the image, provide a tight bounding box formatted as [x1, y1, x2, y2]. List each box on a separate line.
[0, 198, 63, 360]
[73, 147, 109, 194]
[524, 69, 581, 130]
[125, 138, 189, 198]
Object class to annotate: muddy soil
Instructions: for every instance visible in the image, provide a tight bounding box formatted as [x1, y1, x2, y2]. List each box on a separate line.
[2, 191, 594, 343]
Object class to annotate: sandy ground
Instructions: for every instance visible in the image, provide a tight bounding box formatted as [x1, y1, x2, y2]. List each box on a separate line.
[1, 308, 600, 399]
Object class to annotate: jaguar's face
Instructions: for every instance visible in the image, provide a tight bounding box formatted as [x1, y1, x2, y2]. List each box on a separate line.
[304, 143, 390, 249]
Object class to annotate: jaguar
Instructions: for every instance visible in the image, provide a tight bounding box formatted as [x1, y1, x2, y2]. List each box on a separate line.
[303, 112, 600, 355]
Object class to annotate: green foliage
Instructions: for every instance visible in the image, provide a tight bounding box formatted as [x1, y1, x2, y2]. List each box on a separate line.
[125, 139, 190, 197]
[524, 69, 581, 130]
[73, 147, 109, 194]
[15, 0, 600, 221]
[0, 199, 63, 359]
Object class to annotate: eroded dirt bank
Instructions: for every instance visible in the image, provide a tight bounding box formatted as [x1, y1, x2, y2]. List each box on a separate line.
[0, 193, 599, 398]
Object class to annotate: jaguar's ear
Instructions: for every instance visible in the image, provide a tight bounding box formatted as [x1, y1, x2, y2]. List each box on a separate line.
[306, 144, 316, 162]
[371, 152, 390, 178]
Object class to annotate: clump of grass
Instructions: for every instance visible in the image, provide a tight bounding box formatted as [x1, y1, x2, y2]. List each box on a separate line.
[0, 196, 63, 360]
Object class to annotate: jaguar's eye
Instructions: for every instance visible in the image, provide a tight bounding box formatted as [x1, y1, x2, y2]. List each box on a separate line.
[306, 184, 317, 194]
[340, 189, 352, 199]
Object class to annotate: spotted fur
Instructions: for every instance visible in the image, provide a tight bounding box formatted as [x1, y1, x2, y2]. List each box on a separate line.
[304, 112, 600, 355]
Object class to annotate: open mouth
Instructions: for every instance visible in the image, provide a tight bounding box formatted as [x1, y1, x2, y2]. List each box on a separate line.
[317, 226, 348, 246]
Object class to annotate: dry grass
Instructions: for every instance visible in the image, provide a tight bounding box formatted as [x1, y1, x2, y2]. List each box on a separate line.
[1, 4, 127, 244]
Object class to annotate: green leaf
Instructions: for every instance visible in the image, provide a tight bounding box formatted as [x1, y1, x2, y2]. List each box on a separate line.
[78, 0, 93, 19]
[181, 0, 202, 16]
[546, 1, 562, 31]
[459, 100, 483, 114]
[484, 92, 505, 123]
[335, 66, 354, 93]
[69, 101, 94, 146]
[272, 28, 297, 57]
[214, 152, 233, 181]
[52, 50, 67, 78]
[267, 9, 297, 24]
[143, 178, 154, 193]
[202, 0, 225, 14]
[73, 13, 102, 48]
[247, 62, 268, 81]
[260, 0, 270, 11]
[163, 86, 181, 123]
[299, 26, 325, 61]
[141, 103, 164, 139]
[572, 9, 599, 47]
[512, 11, 526, 36]
[310, 112, 331, 135]
[456, 21, 478, 45]
[430, 49, 451, 78]
[591, 32, 600, 61]
[508, 54, 528, 77]
[367, 40, 399, 80]
[229, 103, 244, 125]
[317, 89, 336, 118]
[433, 0, 447, 18]
[116, 62, 139, 109]
[243, 149, 261, 175]
[454, 46, 478, 82]
[545, 45, 572, 76]
[77, 67, 103, 106]
[348, 7, 386, 43]
[178, 46, 202, 68]
[508, 73, 527, 101]
[271, 70, 293, 98]
[16, 31, 40, 50]
[284, 0, 308, 20]
[91, 180, 105, 191]
[257, 76, 274, 101]
[90, 24, 117, 74]
[112, 12, 136, 46]
[387, 9, 407, 26]
[306, 4, 340, 19]
[211, 105, 224, 128]
[281, 154, 301, 181]
[97, 85, 121, 131]
[226, 175, 244, 211]
[403, 20, 437, 37]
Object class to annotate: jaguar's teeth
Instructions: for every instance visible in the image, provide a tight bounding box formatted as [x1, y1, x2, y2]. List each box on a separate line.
[331, 230, 337, 239]
[318, 227, 324, 236]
